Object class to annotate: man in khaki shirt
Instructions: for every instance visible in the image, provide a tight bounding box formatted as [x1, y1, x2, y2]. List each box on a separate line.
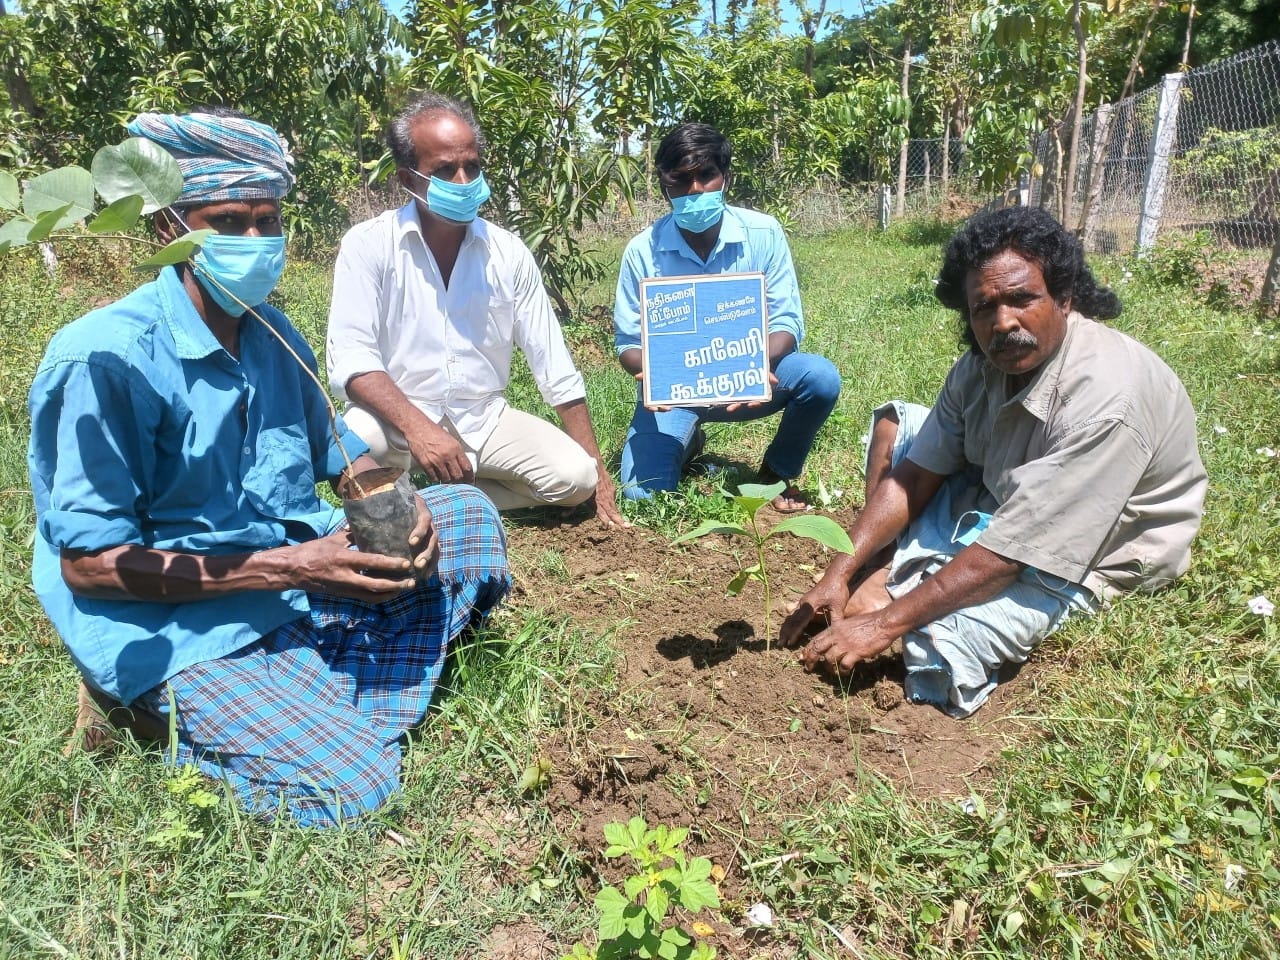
[781, 207, 1206, 716]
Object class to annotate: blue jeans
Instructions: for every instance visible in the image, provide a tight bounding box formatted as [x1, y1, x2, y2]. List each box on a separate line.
[620, 350, 840, 500]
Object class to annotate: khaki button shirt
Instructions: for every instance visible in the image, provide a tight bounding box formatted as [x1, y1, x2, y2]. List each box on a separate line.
[906, 312, 1207, 599]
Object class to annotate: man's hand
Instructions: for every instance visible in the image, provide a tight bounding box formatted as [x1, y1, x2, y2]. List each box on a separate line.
[778, 574, 852, 648]
[287, 528, 424, 602]
[634, 371, 674, 413]
[724, 371, 780, 414]
[590, 469, 630, 527]
[407, 495, 440, 579]
[406, 420, 474, 484]
[797, 610, 897, 675]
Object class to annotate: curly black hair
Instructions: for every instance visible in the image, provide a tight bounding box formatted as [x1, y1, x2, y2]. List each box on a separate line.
[935, 206, 1122, 353]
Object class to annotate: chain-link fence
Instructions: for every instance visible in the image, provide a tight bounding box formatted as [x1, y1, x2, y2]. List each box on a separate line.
[1028, 39, 1280, 255]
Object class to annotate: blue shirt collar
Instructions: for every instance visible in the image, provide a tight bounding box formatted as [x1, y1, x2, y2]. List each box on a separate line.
[157, 265, 232, 361]
[654, 205, 746, 264]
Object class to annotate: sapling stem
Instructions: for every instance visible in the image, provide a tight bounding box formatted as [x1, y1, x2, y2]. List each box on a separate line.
[196, 268, 366, 498]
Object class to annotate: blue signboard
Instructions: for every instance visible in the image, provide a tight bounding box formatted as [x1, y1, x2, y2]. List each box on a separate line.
[640, 272, 770, 408]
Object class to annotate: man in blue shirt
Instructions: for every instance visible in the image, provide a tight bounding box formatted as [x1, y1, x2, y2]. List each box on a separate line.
[613, 122, 841, 512]
[28, 109, 509, 827]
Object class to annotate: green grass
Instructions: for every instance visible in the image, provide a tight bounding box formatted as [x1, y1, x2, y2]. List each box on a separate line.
[1, 224, 1278, 958]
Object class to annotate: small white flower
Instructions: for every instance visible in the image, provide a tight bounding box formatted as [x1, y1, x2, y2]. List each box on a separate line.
[746, 902, 775, 928]
[1213, 425, 1228, 435]
[1256, 447, 1277, 458]
[1247, 595, 1274, 617]
[1224, 864, 1245, 891]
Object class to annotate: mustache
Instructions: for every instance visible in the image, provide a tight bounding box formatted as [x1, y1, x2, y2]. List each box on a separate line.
[989, 329, 1039, 352]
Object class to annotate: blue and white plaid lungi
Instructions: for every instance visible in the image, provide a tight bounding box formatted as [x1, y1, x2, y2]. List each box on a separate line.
[137, 485, 510, 827]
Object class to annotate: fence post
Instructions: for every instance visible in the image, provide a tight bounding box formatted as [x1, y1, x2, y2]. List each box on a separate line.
[879, 184, 891, 230]
[1137, 72, 1185, 254]
[1261, 228, 1280, 316]
[1079, 101, 1114, 246]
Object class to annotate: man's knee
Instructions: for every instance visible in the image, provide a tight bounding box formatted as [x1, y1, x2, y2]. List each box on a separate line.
[342, 405, 413, 472]
[555, 450, 598, 507]
[798, 355, 842, 405]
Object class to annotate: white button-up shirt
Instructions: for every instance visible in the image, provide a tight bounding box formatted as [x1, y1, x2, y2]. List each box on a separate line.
[327, 203, 585, 448]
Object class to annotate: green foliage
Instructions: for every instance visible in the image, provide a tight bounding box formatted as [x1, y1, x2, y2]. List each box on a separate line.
[671, 481, 853, 646]
[565, 817, 719, 960]
[683, 10, 838, 221]
[145, 765, 223, 853]
[0, 0, 402, 251]
[1173, 125, 1280, 216]
[0, 137, 192, 258]
[403, 0, 690, 312]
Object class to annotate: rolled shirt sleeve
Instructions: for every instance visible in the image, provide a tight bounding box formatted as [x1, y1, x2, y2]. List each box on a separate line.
[977, 417, 1153, 584]
[511, 244, 586, 407]
[613, 240, 645, 356]
[31, 355, 153, 553]
[327, 221, 391, 401]
[760, 225, 804, 344]
[903, 365, 970, 479]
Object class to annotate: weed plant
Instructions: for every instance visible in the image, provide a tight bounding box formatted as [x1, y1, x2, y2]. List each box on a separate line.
[1, 222, 1277, 957]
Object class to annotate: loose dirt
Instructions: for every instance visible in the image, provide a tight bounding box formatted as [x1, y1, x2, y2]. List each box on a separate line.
[501, 506, 1042, 901]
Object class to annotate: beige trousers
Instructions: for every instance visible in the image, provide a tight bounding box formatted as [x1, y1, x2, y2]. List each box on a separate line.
[342, 403, 597, 512]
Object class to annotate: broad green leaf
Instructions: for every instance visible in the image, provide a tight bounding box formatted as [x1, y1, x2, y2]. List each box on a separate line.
[87, 194, 145, 234]
[627, 816, 647, 847]
[133, 229, 213, 270]
[677, 875, 720, 912]
[735, 481, 787, 500]
[624, 873, 648, 900]
[0, 239, 9, 256]
[999, 910, 1024, 940]
[92, 138, 183, 214]
[645, 882, 669, 923]
[1097, 857, 1133, 882]
[23, 167, 94, 223]
[671, 520, 747, 546]
[603, 821, 632, 849]
[624, 903, 648, 939]
[730, 494, 771, 519]
[27, 203, 74, 241]
[689, 943, 715, 960]
[0, 171, 18, 211]
[769, 514, 854, 555]
[0, 217, 34, 248]
[596, 886, 630, 939]
[727, 564, 761, 596]
[683, 856, 713, 883]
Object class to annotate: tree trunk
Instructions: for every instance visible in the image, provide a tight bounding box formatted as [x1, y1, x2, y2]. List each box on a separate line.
[800, 0, 828, 84]
[895, 34, 911, 218]
[1261, 226, 1280, 316]
[1180, 0, 1195, 68]
[941, 110, 951, 197]
[1063, 0, 1088, 228]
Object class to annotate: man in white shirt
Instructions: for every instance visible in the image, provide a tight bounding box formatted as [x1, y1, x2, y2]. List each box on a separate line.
[327, 91, 625, 525]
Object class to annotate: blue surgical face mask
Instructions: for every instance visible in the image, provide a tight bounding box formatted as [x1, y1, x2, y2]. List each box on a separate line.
[404, 169, 491, 223]
[168, 208, 286, 317]
[670, 190, 725, 233]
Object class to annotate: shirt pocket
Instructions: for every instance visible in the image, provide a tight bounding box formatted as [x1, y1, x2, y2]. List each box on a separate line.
[241, 421, 319, 519]
[477, 290, 516, 352]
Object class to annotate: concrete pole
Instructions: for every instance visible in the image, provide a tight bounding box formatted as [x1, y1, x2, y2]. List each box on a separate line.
[879, 184, 892, 231]
[1137, 72, 1185, 253]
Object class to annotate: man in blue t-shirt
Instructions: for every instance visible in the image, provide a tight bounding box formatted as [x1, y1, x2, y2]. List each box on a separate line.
[28, 108, 509, 827]
[613, 122, 841, 512]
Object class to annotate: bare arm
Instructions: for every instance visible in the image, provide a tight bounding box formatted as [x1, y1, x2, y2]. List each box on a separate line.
[797, 543, 1023, 673]
[779, 457, 947, 646]
[554, 398, 629, 527]
[345, 370, 473, 483]
[65, 451, 439, 604]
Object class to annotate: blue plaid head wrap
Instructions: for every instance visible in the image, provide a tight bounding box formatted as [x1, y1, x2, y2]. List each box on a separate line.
[126, 111, 295, 205]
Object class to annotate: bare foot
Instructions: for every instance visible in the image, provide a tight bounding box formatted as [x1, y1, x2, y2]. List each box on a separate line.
[770, 483, 811, 514]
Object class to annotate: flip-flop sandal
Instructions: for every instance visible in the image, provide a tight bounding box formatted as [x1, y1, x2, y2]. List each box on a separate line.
[771, 484, 811, 514]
